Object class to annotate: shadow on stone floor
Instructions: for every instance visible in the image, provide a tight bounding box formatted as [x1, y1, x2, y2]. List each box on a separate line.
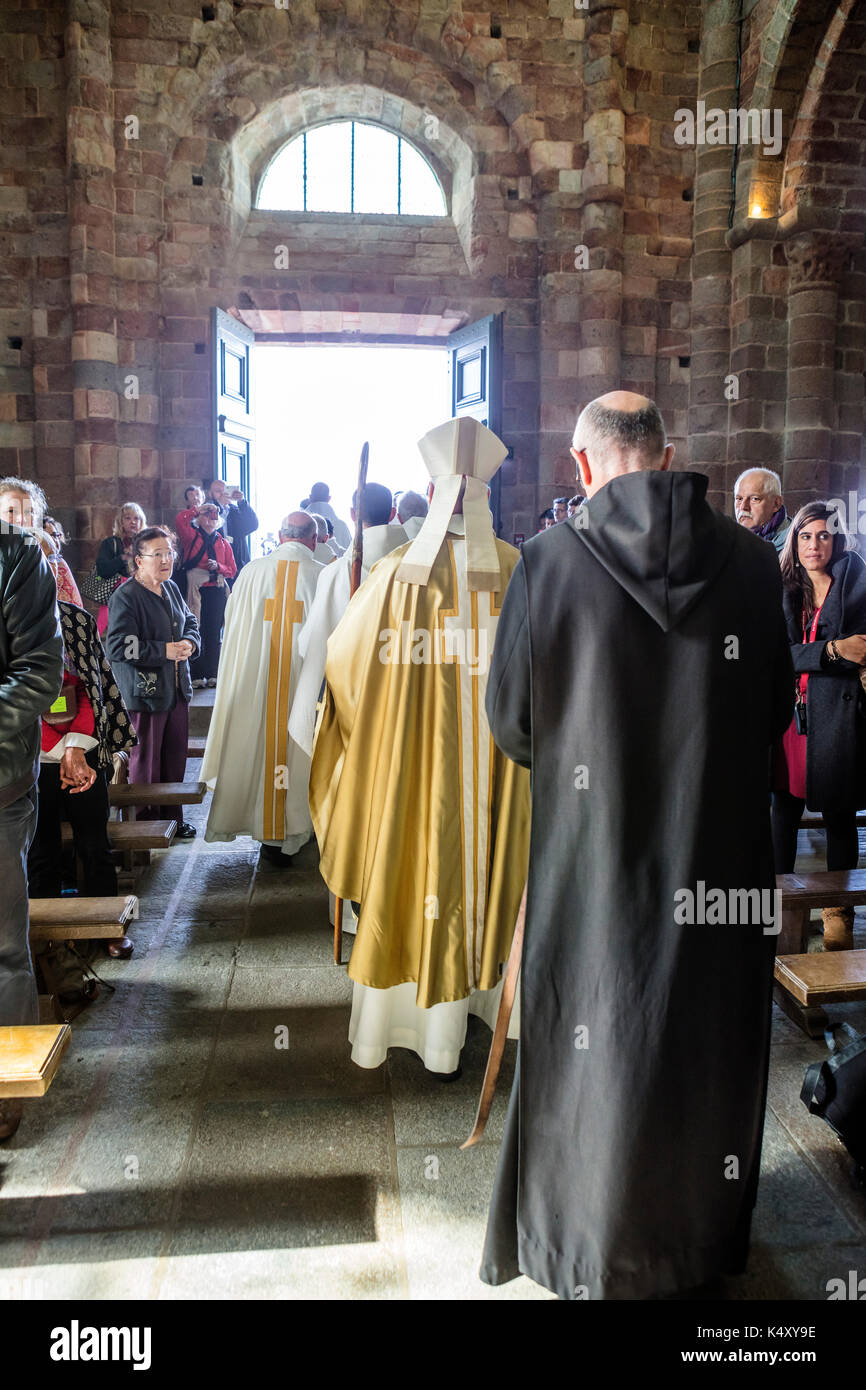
[0, 1174, 381, 1258]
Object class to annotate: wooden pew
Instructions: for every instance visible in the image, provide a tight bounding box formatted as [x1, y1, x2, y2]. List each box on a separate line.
[61, 820, 176, 854]
[800, 811, 866, 831]
[109, 781, 206, 821]
[774, 871, 866, 1035]
[29, 894, 138, 943]
[62, 820, 175, 885]
[777, 870, 866, 955]
[774, 949, 866, 1038]
[187, 737, 206, 760]
[0, 1024, 71, 1098]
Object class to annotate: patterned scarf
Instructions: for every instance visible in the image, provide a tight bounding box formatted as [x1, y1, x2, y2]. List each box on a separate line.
[754, 504, 787, 541]
[58, 601, 137, 768]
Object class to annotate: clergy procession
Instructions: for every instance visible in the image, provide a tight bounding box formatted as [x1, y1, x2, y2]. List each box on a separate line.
[2, 390, 866, 1319]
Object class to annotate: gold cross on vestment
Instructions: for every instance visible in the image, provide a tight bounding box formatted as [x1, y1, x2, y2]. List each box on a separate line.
[262, 558, 306, 842]
[437, 539, 504, 987]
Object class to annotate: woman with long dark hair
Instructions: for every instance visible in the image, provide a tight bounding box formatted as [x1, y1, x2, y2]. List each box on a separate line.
[773, 501, 866, 949]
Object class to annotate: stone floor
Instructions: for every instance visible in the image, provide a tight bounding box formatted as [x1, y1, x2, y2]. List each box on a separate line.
[1, 694, 865, 1300]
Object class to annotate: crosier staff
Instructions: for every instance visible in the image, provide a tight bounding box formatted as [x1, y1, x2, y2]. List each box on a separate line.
[333, 440, 369, 964]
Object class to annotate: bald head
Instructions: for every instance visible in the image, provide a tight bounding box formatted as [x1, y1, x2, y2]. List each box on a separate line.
[571, 392, 673, 499]
[280, 511, 317, 550]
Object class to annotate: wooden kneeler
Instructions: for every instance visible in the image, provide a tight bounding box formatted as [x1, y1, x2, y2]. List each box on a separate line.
[0, 1024, 71, 1098]
[774, 948, 866, 1038]
[29, 894, 139, 943]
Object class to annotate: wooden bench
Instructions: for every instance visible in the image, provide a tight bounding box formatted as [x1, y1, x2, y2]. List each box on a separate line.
[800, 811, 866, 831]
[774, 871, 866, 1034]
[0, 1024, 71, 1098]
[187, 737, 206, 760]
[29, 895, 138, 943]
[774, 949, 866, 1038]
[62, 821, 176, 886]
[777, 870, 866, 955]
[109, 781, 206, 820]
[61, 820, 176, 854]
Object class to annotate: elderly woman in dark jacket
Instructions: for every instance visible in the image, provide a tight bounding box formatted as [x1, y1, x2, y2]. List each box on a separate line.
[772, 501, 866, 949]
[106, 526, 200, 839]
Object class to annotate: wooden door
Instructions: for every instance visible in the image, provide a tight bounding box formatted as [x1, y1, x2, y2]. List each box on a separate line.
[213, 308, 255, 499]
[445, 313, 504, 533]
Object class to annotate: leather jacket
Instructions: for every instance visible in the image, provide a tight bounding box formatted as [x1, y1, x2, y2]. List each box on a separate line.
[0, 526, 64, 808]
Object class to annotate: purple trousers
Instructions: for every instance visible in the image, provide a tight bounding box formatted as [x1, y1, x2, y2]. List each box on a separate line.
[128, 700, 189, 827]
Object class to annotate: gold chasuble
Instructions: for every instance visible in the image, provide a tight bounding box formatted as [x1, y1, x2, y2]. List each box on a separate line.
[310, 521, 530, 1008]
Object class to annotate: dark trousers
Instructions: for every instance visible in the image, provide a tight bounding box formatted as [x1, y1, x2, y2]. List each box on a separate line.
[128, 701, 189, 826]
[191, 584, 228, 681]
[0, 787, 38, 1025]
[28, 750, 116, 898]
[771, 790, 860, 874]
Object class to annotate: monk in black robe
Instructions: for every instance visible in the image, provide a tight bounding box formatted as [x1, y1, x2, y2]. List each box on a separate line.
[480, 393, 794, 1300]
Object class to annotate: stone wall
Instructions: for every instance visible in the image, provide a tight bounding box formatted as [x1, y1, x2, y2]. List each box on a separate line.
[0, 0, 864, 566]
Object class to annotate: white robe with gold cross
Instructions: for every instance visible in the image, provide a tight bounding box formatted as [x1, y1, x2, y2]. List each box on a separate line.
[202, 541, 323, 852]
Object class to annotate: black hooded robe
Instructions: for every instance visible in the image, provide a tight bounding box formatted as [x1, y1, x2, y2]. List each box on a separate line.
[479, 471, 794, 1301]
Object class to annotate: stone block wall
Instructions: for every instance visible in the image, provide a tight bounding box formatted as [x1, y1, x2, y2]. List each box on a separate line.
[0, 0, 864, 566]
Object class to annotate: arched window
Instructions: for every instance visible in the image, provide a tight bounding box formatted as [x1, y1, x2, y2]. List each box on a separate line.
[257, 121, 446, 216]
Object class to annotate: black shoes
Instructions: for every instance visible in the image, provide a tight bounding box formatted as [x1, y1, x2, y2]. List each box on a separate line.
[259, 842, 295, 868]
[175, 822, 197, 840]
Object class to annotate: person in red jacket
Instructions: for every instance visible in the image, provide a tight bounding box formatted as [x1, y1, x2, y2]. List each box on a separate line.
[175, 501, 236, 686]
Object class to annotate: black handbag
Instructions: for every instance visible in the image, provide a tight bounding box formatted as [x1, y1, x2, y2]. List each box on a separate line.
[801, 1022, 866, 1176]
[80, 565, 123, 605]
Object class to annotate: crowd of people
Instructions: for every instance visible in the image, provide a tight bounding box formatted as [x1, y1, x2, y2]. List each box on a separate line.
[1, 404, 865, 1299]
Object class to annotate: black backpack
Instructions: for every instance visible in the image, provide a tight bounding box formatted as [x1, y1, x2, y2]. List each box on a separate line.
[801, 1023, 866, 1178]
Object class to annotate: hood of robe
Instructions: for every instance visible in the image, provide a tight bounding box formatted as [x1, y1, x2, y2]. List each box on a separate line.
[575, 470, 736, 633]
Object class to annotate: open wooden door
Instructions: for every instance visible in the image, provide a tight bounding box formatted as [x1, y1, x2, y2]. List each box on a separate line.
[445, 313, 504, 533]
[213, 308, 255, 500]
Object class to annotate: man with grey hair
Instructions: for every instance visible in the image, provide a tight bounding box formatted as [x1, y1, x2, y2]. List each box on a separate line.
[733, 468, 791, 554]
[480, 390, 793, 1300]
[202, 510, 322, 866]
[307, 512, 338, 564]
[396, 490, 428, 540]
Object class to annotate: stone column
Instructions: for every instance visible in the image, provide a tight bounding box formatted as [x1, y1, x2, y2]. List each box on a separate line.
[688, 0, 740, 503]
[726, 223, 787, 489]
[576, 2, 628, 403]
[534, 2, 627, 521]
[782, 228, 856, 513]
[65, 0, 118, 558]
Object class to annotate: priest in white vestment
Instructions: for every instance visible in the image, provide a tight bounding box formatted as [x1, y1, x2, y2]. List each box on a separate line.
[202, 511, 322, 861]
[308, 513, 338, 567]
[396, 490, 428, 540]
[289, 482, 406, 759]
[303, 482, 351, 553]
[309, 420, 530, 1075]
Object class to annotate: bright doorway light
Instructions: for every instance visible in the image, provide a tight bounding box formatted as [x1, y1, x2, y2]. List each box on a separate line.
[252, 344, 449, 552]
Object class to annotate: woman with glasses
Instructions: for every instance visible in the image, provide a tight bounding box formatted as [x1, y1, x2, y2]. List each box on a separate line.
[105, 526, 200, 839]
[773, 501, 866, 949]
